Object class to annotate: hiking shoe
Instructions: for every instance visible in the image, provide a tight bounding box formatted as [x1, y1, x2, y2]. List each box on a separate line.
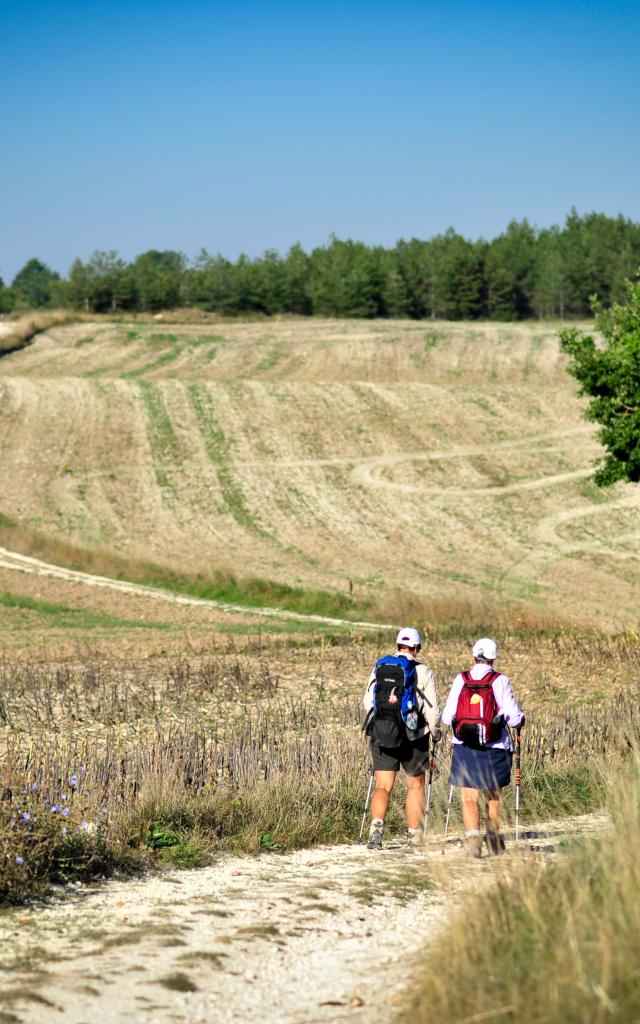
[407, 828, 424, 849]
[485, 830, 506, 856]
[367, 820, 384, 850]
[463, 834, 483, 859]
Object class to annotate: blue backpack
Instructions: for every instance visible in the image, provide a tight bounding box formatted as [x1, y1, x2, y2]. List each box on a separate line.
[364, 655, 421, 747]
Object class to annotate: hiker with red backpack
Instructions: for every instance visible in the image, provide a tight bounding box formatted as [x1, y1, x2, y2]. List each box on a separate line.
[362, 627, 441, 851]
[441, 637, 524, 858]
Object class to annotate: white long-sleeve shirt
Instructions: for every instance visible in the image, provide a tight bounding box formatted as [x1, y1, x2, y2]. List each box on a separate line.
[363, 653, 441, 740]
[441, 662, 524, 750]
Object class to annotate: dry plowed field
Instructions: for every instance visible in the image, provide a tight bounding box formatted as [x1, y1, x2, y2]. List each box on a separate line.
[0, 318, 637, 627]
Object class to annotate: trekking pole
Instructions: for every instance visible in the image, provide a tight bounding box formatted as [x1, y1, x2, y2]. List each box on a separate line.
[443, 785, 454, 847]
[359, 769, 374, 840]
[515, 726, 522, 843]
[422, 739, 438, 838]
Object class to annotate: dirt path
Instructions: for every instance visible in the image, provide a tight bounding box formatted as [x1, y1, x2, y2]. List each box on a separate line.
[0, 814, 606, 1024]
[0, 546, 391, 631]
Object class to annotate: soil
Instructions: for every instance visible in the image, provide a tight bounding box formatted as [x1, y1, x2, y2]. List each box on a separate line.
[0, 814, 606, 1024]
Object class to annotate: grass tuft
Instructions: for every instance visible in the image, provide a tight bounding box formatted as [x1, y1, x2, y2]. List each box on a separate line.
[399, 752, 640, 1024]
[157, 971, 199, 992]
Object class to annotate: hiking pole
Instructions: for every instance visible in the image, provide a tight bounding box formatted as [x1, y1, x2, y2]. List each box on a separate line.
[422, 739, 438, 838]
[515, 726, 522, 843]
[443, 785, 454, 847]
[359, 769, 374, 840]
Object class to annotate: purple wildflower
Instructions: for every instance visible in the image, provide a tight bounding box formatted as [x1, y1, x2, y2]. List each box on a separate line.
[61, 807, 70, 817]
[30, 783, 39, 792]
[15, 855, 24, 865]
[62, 826, 68, 836]
[80, 820, 90, 830]
[69, 775, 78, 787]
[20, 811, 31, 822]
[50, 805, 59, 813]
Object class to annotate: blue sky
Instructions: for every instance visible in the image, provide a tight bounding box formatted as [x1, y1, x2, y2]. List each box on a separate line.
[1, 0, 639, 281]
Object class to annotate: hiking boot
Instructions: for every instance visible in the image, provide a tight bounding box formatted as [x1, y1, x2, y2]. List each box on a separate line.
[485, 830, 506, 856]
[463, 832, 483, 859]
[407, 827, 423, 849]
[367, 819, 384, 850]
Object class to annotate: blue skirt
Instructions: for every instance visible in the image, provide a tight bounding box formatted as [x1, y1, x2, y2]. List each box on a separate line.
[449, 745, 512, 790]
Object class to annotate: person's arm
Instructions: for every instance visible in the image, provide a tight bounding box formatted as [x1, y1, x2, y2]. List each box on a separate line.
[363, 668, 376, 714]
[497, 675, 524, 727]
[441, 675, 463, 727]
[417, 665, 441, 737]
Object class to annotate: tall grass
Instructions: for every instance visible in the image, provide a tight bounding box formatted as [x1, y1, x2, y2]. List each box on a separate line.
[2, 639, 639, 903]
[399, 750, 640, 1024]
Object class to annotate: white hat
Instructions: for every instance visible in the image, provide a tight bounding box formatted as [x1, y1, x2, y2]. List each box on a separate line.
[396, 627, 422, 648]
[472, 637, 498, 660]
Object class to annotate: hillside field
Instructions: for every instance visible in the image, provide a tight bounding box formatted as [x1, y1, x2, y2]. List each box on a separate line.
[0, 316, 638, 635]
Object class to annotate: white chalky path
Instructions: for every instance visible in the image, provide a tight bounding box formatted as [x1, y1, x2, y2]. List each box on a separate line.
[0, 814, 607, 1024]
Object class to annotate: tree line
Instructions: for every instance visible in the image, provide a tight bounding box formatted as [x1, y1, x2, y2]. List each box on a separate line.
[2, 209, 640, 321]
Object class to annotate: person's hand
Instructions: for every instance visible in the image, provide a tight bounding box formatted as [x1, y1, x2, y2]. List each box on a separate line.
[492, 713, 505, 727]
[517, 716, 525, 730]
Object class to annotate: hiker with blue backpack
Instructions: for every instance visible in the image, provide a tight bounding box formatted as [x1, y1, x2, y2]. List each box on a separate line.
[441, 637, 525, 858]
[362, 627, 441, 850]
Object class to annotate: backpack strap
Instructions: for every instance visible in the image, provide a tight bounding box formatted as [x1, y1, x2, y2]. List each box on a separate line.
[362, 707, 374, 733]
[415, 686, 433, 709]
[463, 668, 500, 689]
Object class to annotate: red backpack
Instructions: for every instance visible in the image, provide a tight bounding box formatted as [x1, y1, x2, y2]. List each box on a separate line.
[453, 670, 502, 749]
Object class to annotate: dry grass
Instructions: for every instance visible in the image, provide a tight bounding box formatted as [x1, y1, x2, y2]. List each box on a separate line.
[399, 750, 640, 1024]
[2, 631, 639, 902]
[0, 310, 77, 355]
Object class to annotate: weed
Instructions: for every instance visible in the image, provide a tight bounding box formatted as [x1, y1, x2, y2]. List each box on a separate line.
[156, 971, 199, 992]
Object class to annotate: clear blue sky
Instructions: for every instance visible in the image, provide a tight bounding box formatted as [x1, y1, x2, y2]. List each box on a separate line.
[1, 0, 639, 282]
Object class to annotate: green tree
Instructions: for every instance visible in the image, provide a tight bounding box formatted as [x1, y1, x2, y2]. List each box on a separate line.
[282, 243, 312, 315]
[131, 250, 185, 310]
[425, 230, 485, 319]
[66, 252, 134, 312]
[11, 258, 61, 308]
[308, 237, 381, 317]
[560, 277, 640, 485]
[0, 276, 17, 313]
[533, 226, 567, 319]
[485, 219, 537, 320]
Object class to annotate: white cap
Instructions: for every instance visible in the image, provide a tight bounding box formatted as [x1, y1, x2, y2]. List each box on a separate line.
[396, 627, 422, 648]
[472, 637, 498, 660]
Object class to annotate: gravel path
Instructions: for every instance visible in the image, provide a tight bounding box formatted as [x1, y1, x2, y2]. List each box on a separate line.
[0, 814, 606, 1024]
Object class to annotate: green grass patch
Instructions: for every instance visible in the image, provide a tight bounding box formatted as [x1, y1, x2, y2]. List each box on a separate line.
[187, 381, 262, 532]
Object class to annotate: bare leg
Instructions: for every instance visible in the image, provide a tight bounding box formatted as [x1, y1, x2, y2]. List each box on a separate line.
[460, 786, 481, 831]
[405, 773, 426, 830]
[371, 770, 396, 821]
[484, 788, 502, 831]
